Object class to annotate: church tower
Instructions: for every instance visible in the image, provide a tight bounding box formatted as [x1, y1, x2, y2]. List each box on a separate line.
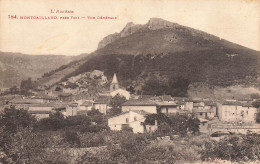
[110, 73, 119, 92]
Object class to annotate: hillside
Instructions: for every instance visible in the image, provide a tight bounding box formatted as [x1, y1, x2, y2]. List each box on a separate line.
[0, 52, 84, 89]
[37, 18, 260, 96]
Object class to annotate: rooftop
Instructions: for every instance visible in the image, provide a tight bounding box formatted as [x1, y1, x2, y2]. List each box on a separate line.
[81, 101, 93, 106]
[108, 110, 151, 119]
[94, 96, 111, 104]
[122, 99, 157, 106]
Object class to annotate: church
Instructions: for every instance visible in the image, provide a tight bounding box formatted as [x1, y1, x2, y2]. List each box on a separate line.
[110, 73, 130, 100]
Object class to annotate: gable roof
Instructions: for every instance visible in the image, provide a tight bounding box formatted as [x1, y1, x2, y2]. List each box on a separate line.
[204, 101, 216, 106]
[222, 101, 254, 107]
[81, 101, 93, 106]
[122, 99, 157, 106]
[94, 96, 111, 104]
[161, 95, 172, 101]
[108, 110, 151, 119]
[156, 102, 178, 106]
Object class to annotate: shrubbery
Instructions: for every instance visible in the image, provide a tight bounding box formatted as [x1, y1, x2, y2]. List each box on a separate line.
[1, 106, 260, 163]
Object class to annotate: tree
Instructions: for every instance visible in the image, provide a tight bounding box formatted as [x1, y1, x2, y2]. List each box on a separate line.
[0, 106, 36, 134]
[252, 100, 260, 123]
[109, 94, 126, 116]
[145, 113, 200, 136]
[36, 111, 66, 131]
[9, 86, 18, 93]
[20, 77, 34, 91]
[252, 100, 260, 108]
[87, 108, 103, 116]
[168, 76, 190, 97]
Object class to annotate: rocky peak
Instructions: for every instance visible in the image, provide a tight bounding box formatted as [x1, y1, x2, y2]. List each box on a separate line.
[97, 18, 180, 49]
[146, 18, 180, 30]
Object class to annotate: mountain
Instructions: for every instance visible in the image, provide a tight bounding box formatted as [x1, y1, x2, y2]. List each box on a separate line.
[0, 52, 86, 89]
[36, 18, 260, 96]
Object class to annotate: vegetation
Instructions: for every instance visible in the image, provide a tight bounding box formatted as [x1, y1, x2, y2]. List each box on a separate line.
[1, 106, 260, 163]
[109, 94, 126, 116]
[145, 113, 200, 136]
[252, 100, 260, 123]
[62, 49, 259, 97]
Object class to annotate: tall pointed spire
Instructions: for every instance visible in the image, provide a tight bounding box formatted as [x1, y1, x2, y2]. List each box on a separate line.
[110, 73, 119, 92]
[111, 73, 118, 84]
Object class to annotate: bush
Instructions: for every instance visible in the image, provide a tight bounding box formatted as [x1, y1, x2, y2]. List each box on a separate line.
[63, 131, 80, 147]
[0, 106, 36, 134]
[201, 134, 260, 162]
[36, 112, 66, 131]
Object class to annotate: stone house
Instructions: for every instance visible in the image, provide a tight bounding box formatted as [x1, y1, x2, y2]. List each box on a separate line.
[108, 110, 157, 133]
[28, 104, 55, 119]
[122, 99, 157, 113]
[93, 96, 111, 114]
[66, 103, 78, 117]
[219, 101, 258, 123]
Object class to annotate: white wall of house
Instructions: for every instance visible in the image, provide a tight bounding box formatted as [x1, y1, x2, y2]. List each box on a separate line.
[110, 89, 130, 100]
[219, 105, 257, 123]
[79, 105, 92, 111]
[161, 106, 178, 114]
[122, 105, 157, 113]
[204, 106, 217, 116]
[108, 111, 150, 133]
[29, 106, 52, 111]
[184, 102, 193, 112]
[28, 106, 53, 119]
[66, 106, 78, 116]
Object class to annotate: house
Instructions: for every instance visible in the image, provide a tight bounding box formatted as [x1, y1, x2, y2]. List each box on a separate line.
[193, 108, 215, 119]
[58, 93, 73, 101]
[110, 88, 130, 100]
[219, 101, 258, 123]
[93, 96, 111, 114]
[79, 100, 93, 111]
[31, 94, 58, 103]
[160, 95, 174, 103]
[122, 99, 157, 113]
[156, 102, 180, 116]
[66, 103, 78, 116]
[173, 97, 193, 112]
[204, 101, 217, 116]
[28, 104, 55, 119]
[108, 110, 157, 133]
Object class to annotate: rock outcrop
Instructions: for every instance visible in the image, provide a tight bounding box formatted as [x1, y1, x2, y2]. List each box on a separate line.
[97, 18, 181, 49]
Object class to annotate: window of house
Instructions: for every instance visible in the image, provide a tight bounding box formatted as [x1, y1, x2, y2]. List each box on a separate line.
[114, 125, 116, 127]
[246, 111, 248, 115]
[200, 113, 203, 116]
[126, 118, 129, 123]
[134, 116, 137, 121]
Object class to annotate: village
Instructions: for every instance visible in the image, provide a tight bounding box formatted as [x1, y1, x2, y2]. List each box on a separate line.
[1, 71, 260, 135]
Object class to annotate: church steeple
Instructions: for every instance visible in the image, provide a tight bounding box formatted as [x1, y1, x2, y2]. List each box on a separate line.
[111, 73, 118, 84]
[110, 73, 119, 92]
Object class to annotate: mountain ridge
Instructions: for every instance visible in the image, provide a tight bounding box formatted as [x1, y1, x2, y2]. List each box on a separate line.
[0, 52, 88, 89]
[32, 18, 260, 95]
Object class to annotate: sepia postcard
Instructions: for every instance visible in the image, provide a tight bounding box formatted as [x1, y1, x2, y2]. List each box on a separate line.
[0, 0, 260, 163]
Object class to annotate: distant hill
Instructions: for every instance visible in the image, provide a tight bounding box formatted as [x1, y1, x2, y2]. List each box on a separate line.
[0, 52, 87, 89]
[37, 18, 260, 95]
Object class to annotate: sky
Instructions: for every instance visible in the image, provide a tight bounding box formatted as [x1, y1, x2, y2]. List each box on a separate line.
[0, 0, 259, 56]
